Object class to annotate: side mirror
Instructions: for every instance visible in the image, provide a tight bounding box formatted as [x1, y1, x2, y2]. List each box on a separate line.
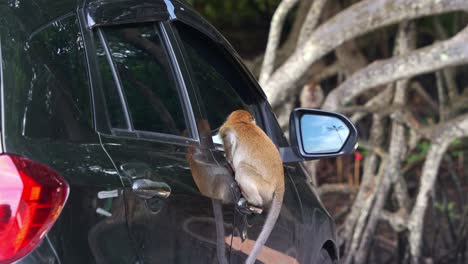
[280, 108, 358, 163]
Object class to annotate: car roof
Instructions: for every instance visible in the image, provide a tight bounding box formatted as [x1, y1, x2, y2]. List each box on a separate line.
[2, 0, 173, 35]
[3, 0, 215, 34]
[0, 0, 267, 100]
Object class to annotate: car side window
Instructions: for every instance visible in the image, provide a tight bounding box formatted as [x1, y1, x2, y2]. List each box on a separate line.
[95, 38, 128, 129]
[24, 14, 93, 141]
[173, 22, 261, 132]
[97, 24, 186, 136]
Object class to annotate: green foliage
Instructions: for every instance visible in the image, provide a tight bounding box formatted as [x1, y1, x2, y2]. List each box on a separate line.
[404, 138, 465, 167]
[449, 139, 465, 157]
[434, 201, 460, 221]
[452, 150, 464, 157]
[406, 141, 431, 165]
[360, 148, 369, 158]
[419, 12, 464, 39]
[185, 0, 281, 27]
[450, 138, 462, 147]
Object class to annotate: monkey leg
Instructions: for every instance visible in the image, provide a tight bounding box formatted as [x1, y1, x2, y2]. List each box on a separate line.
[235, 164, 273, 207]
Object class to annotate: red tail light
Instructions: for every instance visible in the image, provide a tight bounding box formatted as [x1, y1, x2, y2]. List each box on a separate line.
[0, 154, 69, 264]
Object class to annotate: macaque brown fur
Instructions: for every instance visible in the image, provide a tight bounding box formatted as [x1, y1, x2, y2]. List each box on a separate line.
[220, 110, 285, 264]
[186, 119, 240, 264]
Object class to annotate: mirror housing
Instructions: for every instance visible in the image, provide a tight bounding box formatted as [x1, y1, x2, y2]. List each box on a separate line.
[280, 108, 358, 163]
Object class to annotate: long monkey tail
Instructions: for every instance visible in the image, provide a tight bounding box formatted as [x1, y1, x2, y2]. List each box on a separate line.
[245, 189, 284, 264]
[212, 200, 228, 264]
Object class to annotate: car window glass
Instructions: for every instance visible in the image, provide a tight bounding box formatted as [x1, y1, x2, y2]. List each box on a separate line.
[94, 37, 128, 129]
[173, 22, 260, 131]
[24, 15, 93, 141]
[100, 24, 186, 136]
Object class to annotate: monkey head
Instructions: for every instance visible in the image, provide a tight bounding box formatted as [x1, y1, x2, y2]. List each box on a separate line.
[225, 110, 256, 125]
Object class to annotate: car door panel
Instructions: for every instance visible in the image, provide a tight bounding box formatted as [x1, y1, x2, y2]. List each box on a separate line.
[100, 135, 237, 263]
[87, 19, 239, 262]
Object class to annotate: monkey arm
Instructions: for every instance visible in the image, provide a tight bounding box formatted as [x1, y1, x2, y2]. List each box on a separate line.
[220, 127, 237, 171]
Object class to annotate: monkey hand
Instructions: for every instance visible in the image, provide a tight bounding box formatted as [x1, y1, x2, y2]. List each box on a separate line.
[236, 198, 263, 215]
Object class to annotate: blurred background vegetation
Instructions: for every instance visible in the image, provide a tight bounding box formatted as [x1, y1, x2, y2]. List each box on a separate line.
[186, 0, 281, 58]
[187, 1, 468, 263]
[186, 0, 280, 26]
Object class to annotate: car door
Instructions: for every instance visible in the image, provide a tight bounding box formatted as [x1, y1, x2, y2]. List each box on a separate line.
[88, 21, 238, 263]
[168, 20, 303, 263]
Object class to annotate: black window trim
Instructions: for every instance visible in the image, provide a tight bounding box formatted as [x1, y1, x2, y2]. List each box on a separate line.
[159, 22, 199, 141]
[97, 28, 134, 131]
[93, 21, 199, 144]
[78, 8, 113, 134]
[111, 127, 196, 146]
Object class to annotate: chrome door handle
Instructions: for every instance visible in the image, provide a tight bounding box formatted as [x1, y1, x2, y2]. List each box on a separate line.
[132, 179, 171, 200]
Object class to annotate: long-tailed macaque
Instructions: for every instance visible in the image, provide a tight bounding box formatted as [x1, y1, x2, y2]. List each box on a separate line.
[186, 120, 238, 264]
[219, 110, 285, 264]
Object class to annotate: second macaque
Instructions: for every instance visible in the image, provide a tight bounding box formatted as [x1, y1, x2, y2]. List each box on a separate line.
[186, 119, 237, 264]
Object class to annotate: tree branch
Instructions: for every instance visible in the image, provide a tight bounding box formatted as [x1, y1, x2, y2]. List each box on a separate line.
[352, 21, 415, 264]
[341, 115, 386, 252]
[259, 0, 300, 86]
[297, 0, 328, 48]
[434, 18, 460, 103]
[323, 25, 468, 111]
[318, 183, 358, 196]
[411, 81, 439, 112]
[358, 141, 388, 158]
[436, 71, 448, 121]
[408, 113, 468, 262]
[263, 0, 468, 108]
[311, 61, 341, 82]
[390, 22, 416, 214]
[350, 87, 393, 123]
[381, 210, 408, 232]
[449, 91, 468, 117]
[336, 40, 369, 76]
[394, 176, 411, 212]
[342, 104, 405, 117]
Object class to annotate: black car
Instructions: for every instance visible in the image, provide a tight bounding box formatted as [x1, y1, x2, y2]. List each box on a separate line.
[0, 0, 357, 263]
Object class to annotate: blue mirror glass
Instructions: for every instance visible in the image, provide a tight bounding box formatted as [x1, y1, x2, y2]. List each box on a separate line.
[300, 114, 350, 154]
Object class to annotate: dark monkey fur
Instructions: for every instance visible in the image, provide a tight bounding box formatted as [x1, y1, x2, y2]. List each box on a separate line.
[186, 120, 237, 264]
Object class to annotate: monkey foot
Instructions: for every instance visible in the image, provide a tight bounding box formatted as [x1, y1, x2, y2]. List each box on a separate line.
[236, 198, 263, 215]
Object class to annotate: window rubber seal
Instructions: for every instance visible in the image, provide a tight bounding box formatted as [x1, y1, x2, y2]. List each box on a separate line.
[159, 22, 200, 142]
